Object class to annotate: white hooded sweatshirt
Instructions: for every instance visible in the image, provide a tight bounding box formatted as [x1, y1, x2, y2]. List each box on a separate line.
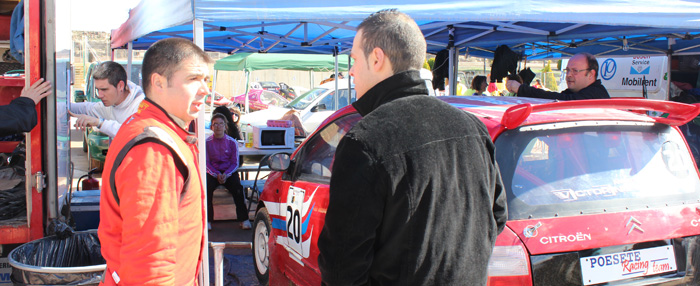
[69, 81, 145, 138]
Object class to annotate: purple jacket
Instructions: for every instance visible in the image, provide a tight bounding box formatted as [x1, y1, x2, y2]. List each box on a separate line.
[206, 134, 239, 177]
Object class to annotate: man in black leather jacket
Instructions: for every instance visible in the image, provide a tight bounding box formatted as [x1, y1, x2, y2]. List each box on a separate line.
[506, 53, 610, 100]
[318, 9, 508, 286]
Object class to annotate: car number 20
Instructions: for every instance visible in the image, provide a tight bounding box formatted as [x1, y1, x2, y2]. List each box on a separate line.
[286, 186, 305, 255]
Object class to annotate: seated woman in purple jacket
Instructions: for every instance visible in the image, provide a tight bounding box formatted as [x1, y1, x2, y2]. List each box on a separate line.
[206, 113, 251, 230]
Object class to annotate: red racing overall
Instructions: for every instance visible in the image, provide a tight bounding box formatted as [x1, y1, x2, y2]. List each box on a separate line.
[98, 99, 205, 285]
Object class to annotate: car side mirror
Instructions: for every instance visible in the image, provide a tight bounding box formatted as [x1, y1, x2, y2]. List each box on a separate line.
[269, 153, 291, 171]
[311, 104, 327, 112]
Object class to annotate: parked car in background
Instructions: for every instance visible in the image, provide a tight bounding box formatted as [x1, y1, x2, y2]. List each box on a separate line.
[233, 89, 290, 112]
[72, 61, 142, 170]
[205, 91, 233, 107]
[251, 81, 281, 94]
[241, 80, 355, 136]
[278, 82, 298, 100]
[252, 96, 700, 286]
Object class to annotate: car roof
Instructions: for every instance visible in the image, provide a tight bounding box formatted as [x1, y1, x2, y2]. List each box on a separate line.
[318, 96, 700, 141]
[441, 96, 700, 138]
[317, 79, 353, 89]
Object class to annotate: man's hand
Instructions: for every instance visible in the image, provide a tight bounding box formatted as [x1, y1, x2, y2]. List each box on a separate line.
[506, 80, 521, 93]
[21, 78, 52, 105]
[217, 173, 226, 184]
[68, 110, 101, 131]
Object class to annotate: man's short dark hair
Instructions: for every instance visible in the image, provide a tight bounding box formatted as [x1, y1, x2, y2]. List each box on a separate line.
[357, 9, 426, 74]
[142, 38, 213, 96]
[580, 52, 599, 79]
[92, 61, 127, 88]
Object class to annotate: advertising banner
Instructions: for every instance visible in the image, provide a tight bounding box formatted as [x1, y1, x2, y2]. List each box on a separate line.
[598, 56, 667, 94]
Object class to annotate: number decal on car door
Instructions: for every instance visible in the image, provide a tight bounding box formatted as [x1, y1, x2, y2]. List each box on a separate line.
[286, 186, 305, 255]
[286, 206, 301, 243]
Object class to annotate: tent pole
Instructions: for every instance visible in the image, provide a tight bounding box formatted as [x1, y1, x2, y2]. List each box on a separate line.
[448, 47, 457, 95]
[334, 47, 339, 110]
[245, 71, 250, 114]
[192, 18, 209, 286]
[667, 52, 672, 101]
[127, 42, 132, 82]
[211, 70, 218, 110]
[83, 35, 88, 75]
[309, 70, 313, 89]
[348, 54, 353, 101]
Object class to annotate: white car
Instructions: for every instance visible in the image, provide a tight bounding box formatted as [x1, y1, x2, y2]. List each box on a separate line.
[241, 80, 355, 135]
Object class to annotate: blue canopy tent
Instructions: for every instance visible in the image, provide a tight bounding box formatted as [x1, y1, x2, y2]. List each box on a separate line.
[111, 0, 700, 93]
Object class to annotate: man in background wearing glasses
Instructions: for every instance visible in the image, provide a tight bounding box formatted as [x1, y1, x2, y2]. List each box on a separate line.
[506, 52, 610, 100]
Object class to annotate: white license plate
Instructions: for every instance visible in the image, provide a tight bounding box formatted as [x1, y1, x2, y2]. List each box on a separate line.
[580, 245, 677, 285]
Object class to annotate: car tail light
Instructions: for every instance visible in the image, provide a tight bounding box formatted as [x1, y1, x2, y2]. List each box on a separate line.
[487, 227, 532, 286]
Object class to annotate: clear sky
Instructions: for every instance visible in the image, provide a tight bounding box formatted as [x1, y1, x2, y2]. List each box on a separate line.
[70, 0, 141, 32]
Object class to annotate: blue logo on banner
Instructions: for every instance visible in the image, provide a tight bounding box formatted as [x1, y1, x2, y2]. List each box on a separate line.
[630, 66, 650, 75]
[601, 59, 616, 80]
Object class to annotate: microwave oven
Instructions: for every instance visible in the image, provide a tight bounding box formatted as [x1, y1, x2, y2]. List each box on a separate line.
[252, 126, 295, 149]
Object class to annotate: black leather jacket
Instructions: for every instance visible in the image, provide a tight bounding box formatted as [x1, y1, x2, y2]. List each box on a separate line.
[318, 70, 508, 286]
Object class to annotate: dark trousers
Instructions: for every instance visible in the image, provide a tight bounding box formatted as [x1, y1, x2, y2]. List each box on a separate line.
[206, 173, 248, 222]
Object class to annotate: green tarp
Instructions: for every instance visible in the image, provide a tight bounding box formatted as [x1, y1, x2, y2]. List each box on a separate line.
[214, 53, 351, 72]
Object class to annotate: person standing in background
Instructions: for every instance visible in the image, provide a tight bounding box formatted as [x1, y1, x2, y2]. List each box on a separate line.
[506, 53, 610, 100]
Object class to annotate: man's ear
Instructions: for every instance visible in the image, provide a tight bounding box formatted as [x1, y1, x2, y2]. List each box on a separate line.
[117, 81, 126, 93]
[151, 73, 166, 92]
[371, 47, 386, 72]
[370, 47, 394, 76]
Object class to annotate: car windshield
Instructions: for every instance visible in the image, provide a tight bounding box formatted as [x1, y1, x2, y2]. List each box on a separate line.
[260, 82, 278, 89]
[260, 91, 289, 107]
[495, 122, 700, 220]
[286, 88, 328, 109]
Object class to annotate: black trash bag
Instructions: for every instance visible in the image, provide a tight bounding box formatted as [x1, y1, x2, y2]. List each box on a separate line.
[0, 184, 25, 220]
[47, 218, 75, 239]
[9, 231, 105, 285]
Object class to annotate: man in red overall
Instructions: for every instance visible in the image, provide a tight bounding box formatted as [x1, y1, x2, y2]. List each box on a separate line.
[98, 38, 211, 285]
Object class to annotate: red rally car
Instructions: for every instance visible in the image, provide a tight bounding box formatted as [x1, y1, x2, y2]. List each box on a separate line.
[252, 96, 700, 286]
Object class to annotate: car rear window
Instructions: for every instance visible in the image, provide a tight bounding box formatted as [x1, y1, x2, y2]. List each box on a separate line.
[495, 121, 700, 220]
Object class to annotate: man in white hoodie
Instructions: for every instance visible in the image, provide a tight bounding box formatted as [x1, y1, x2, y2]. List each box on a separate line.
[69, 61, 145, 138]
